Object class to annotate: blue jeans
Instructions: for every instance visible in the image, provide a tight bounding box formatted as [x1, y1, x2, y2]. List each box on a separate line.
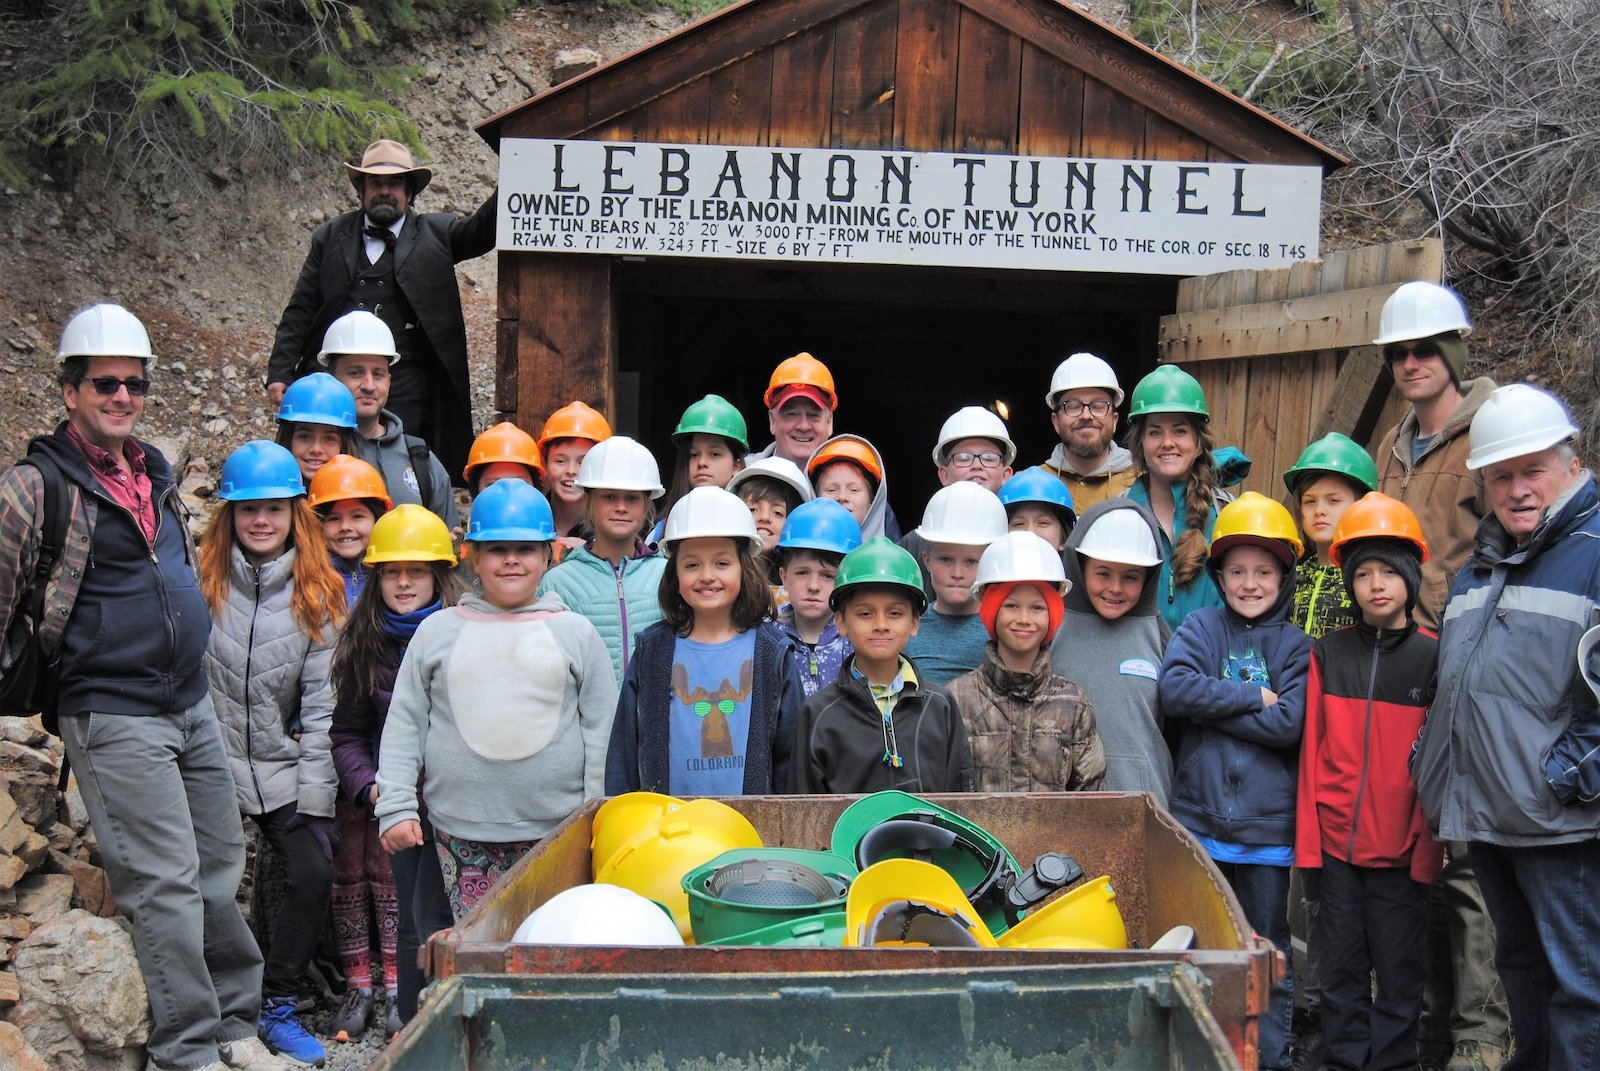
[60, 700, 265, 1070]
[1470, 839, 1600, 1071]
[1217, 860, 1295, 1070]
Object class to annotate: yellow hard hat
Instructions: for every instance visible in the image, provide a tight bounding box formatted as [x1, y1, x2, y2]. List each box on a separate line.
[995, 876, 1127, 950]
[843, 858, 998, 948]
[594, 798, 762, 941]
[1209, 491, 1303, 570]
[590, 792, 686, 880]
[364, 503, 455, 565]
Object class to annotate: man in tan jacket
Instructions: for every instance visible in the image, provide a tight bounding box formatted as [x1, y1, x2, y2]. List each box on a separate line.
[1373, 280, 1507, 1071]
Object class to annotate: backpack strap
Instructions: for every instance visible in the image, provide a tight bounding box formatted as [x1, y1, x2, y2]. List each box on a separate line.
[17, 452, 71, 647]
[404, 435, 435, 505]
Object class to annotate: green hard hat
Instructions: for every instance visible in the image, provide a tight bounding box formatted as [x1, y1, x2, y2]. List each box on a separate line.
[684, 847, 857, 945]
[1128, 365, 1209, 422]
[828, 537, 928, 614]
[702, 910, 847, 947]
[1281, 432, 1379, 495]
[829, 790, 1020, 935]
[674, 394, 750, 451]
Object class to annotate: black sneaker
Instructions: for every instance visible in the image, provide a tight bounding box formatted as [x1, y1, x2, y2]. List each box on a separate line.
[329, 988, 375, 1043]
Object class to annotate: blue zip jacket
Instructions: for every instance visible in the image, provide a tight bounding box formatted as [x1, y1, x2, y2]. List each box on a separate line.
[1159, 562, 1312, 847]
[1126, 477, 1224, 632]
[537, 543, 666, 687]
[605, 620, 802, 795]
[1414, 471, 1600, 845]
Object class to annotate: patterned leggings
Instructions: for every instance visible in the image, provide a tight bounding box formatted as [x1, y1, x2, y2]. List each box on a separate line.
[332, 797, 398, 993]
[434, 832, 538, 921]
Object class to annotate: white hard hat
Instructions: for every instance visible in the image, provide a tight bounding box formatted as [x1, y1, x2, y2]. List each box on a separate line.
[932, 406, 1017, 467]
[661, 485, 762, 551]
[576, 435, 665, 498]
[914, 482, 1008, 546]
[1046, 352, 1123, 408]
[727, 456, 815, 505]
[1372, 281, 1472, 346]
[1465, 383, 1579, 471]
[511, 884, 685, 946]
[318, 310, 400, 365]
[1073, 507, 1162, 567]
[58, 303, 156, 366]
[973, 531, 1069, 596]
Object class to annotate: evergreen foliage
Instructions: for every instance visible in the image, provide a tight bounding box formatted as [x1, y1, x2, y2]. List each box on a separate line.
[0, 0, 524, 188]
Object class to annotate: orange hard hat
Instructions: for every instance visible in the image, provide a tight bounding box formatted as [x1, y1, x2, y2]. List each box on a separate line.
[465, 421, 544, 483]
[806, 435, 881, 482]
[538, 401, 613, 453]
[764, 353, 837, 411]
[1329, 492, 1431, 565]
[307, 454, 393, 511]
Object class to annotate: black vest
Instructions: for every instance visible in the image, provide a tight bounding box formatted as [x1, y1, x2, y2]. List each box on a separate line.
[352, 244, 427, 401]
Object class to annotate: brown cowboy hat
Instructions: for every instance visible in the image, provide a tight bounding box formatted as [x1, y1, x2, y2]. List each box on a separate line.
[345, 139, 433, 194]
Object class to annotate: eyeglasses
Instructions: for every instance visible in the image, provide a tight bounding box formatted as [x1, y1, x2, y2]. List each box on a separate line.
[1383, 342, 1441, 363]
[947, 450, 1004, 469]
[86, 376, 152, 397]
[1055, 399, 1114, 417]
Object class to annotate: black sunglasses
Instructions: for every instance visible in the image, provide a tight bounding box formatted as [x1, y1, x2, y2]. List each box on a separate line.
[85, 376, 152, 397]
[1383, 342, 1441, 363]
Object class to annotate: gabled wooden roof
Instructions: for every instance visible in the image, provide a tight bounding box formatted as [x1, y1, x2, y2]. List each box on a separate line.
[477, 0, 1345, 168]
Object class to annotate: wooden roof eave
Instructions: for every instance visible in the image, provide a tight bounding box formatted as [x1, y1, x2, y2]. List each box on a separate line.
[475, 0, 1347, 170]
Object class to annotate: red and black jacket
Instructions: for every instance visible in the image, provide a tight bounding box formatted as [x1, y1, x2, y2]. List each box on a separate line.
[1295, 619, 1445, 883]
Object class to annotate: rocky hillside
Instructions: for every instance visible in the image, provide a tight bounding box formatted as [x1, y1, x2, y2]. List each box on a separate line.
[0, 2, 689, 474]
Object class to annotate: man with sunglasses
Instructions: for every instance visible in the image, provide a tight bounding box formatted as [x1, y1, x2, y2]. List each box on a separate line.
[1039, 352, 1138, 510]
[0, 304, 290, 1070]
[1371, 281, 1508, 1071]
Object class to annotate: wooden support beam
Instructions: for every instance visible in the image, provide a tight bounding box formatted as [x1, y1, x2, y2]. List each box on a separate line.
[1313, 345, 1395, 447]
[1157, 283, 1401, 362]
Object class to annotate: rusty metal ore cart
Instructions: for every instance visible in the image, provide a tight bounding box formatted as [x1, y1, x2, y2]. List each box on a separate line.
[389, 793, 1277, 1069]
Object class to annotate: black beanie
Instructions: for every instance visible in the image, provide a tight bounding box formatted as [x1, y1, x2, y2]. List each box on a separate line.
[1340, 538, 1423, 615]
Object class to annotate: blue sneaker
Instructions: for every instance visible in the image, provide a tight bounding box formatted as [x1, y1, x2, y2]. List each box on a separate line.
[258, 997, 326, 1068]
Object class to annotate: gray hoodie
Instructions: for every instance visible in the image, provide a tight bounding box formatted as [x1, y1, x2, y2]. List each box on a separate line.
[1051, 498, 1174, 804]
[808, 433, 894, 541]
[374, 590, 618, 843]
[354, 409, 459, 530]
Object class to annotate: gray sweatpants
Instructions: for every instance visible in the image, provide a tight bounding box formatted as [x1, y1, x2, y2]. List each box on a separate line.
[60, 698, 265, 1071]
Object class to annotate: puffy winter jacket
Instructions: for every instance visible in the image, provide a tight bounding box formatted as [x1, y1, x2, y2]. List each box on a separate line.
[946, 643, 1105, 792]
[1413, 470, 1600, 846]
[537, 543, 665, 686]
[203, 545, 338, 818]
[1374, 377, 1494, 631]
[330, 642, 400, 808]
[1158, 568, 1312, 847]
[1296, 620, 1443, 883]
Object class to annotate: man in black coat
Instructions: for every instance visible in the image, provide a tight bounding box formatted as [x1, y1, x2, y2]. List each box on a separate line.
[267, 139, 497, 482]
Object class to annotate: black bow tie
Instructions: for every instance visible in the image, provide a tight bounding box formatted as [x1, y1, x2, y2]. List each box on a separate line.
[365, 225, 396, 247]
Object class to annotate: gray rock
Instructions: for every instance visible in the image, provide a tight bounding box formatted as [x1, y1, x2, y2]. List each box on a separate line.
[12, 910, 150, 1053]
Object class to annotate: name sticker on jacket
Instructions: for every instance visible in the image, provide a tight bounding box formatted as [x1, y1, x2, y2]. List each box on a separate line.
[1119, 658, 1159, 680]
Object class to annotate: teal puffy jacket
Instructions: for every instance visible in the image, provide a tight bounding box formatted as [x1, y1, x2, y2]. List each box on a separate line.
[537, 545, 667, 685]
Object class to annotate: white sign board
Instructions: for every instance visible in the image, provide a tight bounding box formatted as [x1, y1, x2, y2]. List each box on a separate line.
[498, 138, 1322, 275]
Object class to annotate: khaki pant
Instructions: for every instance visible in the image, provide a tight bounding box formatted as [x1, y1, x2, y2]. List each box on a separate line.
[1418, 843, 1511, 1063]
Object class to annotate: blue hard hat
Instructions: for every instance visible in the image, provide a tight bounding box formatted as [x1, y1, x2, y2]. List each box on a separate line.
[218, 441, 306, 501]
[998, 467, 1076, 524]
[467, 478, 557, 543]
[777, 498, 864, 557]
[276, 372, 358, 430]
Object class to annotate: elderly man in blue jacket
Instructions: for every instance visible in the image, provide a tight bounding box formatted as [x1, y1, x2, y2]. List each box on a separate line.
[1414, 383, 1600, 1071]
